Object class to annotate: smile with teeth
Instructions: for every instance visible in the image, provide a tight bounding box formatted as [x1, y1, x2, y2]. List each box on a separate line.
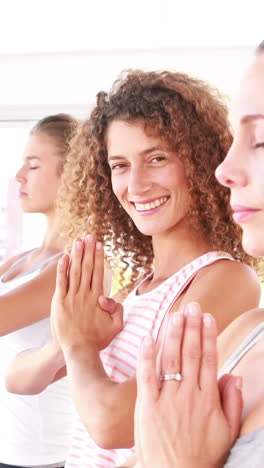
[133, 196, 169, 211]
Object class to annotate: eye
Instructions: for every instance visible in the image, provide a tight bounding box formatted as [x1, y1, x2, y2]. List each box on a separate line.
[150, 155, 166, 163]
[29, 166, 39, 170]
[110, 162, 128, 171]
[254, 142, 264, 149]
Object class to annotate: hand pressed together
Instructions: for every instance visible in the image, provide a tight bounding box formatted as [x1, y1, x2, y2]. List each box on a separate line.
[134, 303, 243, 468]
[51, 234, 123, 353]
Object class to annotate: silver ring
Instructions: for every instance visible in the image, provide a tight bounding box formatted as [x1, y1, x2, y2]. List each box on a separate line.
[160, 372, 182, 382]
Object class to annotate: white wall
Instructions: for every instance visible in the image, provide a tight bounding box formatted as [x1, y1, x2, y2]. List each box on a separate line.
[0, 46, 255, 121]
[0, 0, 262, 120]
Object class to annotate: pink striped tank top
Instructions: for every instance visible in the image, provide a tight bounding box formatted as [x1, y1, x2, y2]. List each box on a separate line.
[66, 251, 234, 468]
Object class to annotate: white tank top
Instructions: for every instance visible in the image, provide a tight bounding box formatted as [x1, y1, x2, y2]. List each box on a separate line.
[0, 251, 77, 467]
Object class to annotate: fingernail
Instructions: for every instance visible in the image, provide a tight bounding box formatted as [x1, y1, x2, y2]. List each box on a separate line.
[75, 239, 83, 250]
[85, 234, 94, 243]
[96, 241, 102, 250]
[59, 256, 65, 267]
[143, 335, 153, 347]
[172, 312, 183, 325]
[187, 302, 200, 316]
[235, 376, 243, 391]
[203, 313, 212, 328]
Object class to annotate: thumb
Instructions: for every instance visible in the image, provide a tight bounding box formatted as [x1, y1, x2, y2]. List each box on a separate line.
[98, 296, 121, 315]
[218, 374, 243, 441]
[55, 254, 70, 301]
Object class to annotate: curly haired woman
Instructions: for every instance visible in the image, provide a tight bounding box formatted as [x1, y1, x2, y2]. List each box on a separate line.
[8, 70, 261, 468]
[126, 42, 264, 468]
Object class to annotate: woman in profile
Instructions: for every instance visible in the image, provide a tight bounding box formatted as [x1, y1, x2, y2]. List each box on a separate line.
[0, 114, 78, 468]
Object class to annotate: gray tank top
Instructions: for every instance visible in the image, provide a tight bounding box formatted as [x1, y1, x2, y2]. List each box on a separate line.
[218, 322, 264, 468]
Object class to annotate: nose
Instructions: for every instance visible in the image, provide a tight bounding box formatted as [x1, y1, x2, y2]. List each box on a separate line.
[15, 166, 27, 183]
[215, 147, 247, 189]
[128, 166, 152, 195]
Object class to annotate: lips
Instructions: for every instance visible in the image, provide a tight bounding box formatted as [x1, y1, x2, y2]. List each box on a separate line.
[231, 204, 261, 223]
[133, 196, 169, 212]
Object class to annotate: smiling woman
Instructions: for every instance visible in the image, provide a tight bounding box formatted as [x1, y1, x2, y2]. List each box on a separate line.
[38, 69, 261, 468]
[106, 120, 190, 238]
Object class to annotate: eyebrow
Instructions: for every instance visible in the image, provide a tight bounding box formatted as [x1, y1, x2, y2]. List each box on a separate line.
[241, 114, 264, 124]
[108, 146, 166, 161]
[24, 156, 41, 161]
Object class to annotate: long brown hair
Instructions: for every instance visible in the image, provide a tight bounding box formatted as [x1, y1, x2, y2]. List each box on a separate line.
[58, 70, 259, 287]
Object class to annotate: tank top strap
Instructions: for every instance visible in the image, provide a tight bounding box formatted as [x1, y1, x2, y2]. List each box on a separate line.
[151, 250, 234, 341]
[218, 322, 264, 377]
[34, 251, 63, 271]
[1, 250, 62, 283]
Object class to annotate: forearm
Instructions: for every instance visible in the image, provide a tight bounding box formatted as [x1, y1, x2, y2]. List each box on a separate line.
[64, 344, 136, 449]
[127, 461, 223, 468]
[5, 342, 65, 394]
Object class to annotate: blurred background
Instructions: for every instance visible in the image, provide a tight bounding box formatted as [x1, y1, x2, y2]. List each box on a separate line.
[0, 0, 262, 265]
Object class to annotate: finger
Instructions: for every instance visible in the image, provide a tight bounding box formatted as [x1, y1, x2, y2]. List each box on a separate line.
[137, 335, 159, 405]
[181, 302, 202, 387]
[199, 313, 218, 393]
[219, 374, 243, 441]
[79, 234, 96, 291]
[67, 238, 84, 295]
[55, 254, 70, 301]
[159, 312, 184, 394]
[91, 241, 105, 296]
[98, 296, 121, 315]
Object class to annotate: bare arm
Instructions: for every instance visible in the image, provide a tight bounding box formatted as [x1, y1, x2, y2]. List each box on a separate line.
[5, 247, 113, 395]
[6, 341, 66, 394]
[0, 260, 58, 336]
[65, 344, 136, 448]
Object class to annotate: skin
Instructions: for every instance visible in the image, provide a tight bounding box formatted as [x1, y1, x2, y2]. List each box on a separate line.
[108, 121, 191, 240]
[16, 133, 62, 217]
[126, 51, 264, 467]
[0, 132, 64, 336]
[34, 118, 260, 454]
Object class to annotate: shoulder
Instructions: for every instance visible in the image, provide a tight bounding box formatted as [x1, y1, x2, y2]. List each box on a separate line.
[196, 258, 259, 288]
[0, 249, 34, 276]
[174, 260, 261, 332]
[193, 259, 261, 304]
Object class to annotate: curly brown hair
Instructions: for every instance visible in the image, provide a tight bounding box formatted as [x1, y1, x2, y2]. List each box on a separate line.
[58, 70, 260, 287]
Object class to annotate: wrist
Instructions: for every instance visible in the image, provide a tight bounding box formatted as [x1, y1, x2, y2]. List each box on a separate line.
[44, 341, 65, 368]
[63, 342, 108, 383]
[63, 342, 99, 361]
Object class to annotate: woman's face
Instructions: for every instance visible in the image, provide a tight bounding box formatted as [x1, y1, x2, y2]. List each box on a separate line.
[106, 120, 191, 237]
[16, 132, 62, 215]
[216, 52, 264, 257]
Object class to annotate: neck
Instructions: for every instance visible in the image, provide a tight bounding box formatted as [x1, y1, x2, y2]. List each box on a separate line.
[41, 211, 66, 252]
[151, 225, 212, 281]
